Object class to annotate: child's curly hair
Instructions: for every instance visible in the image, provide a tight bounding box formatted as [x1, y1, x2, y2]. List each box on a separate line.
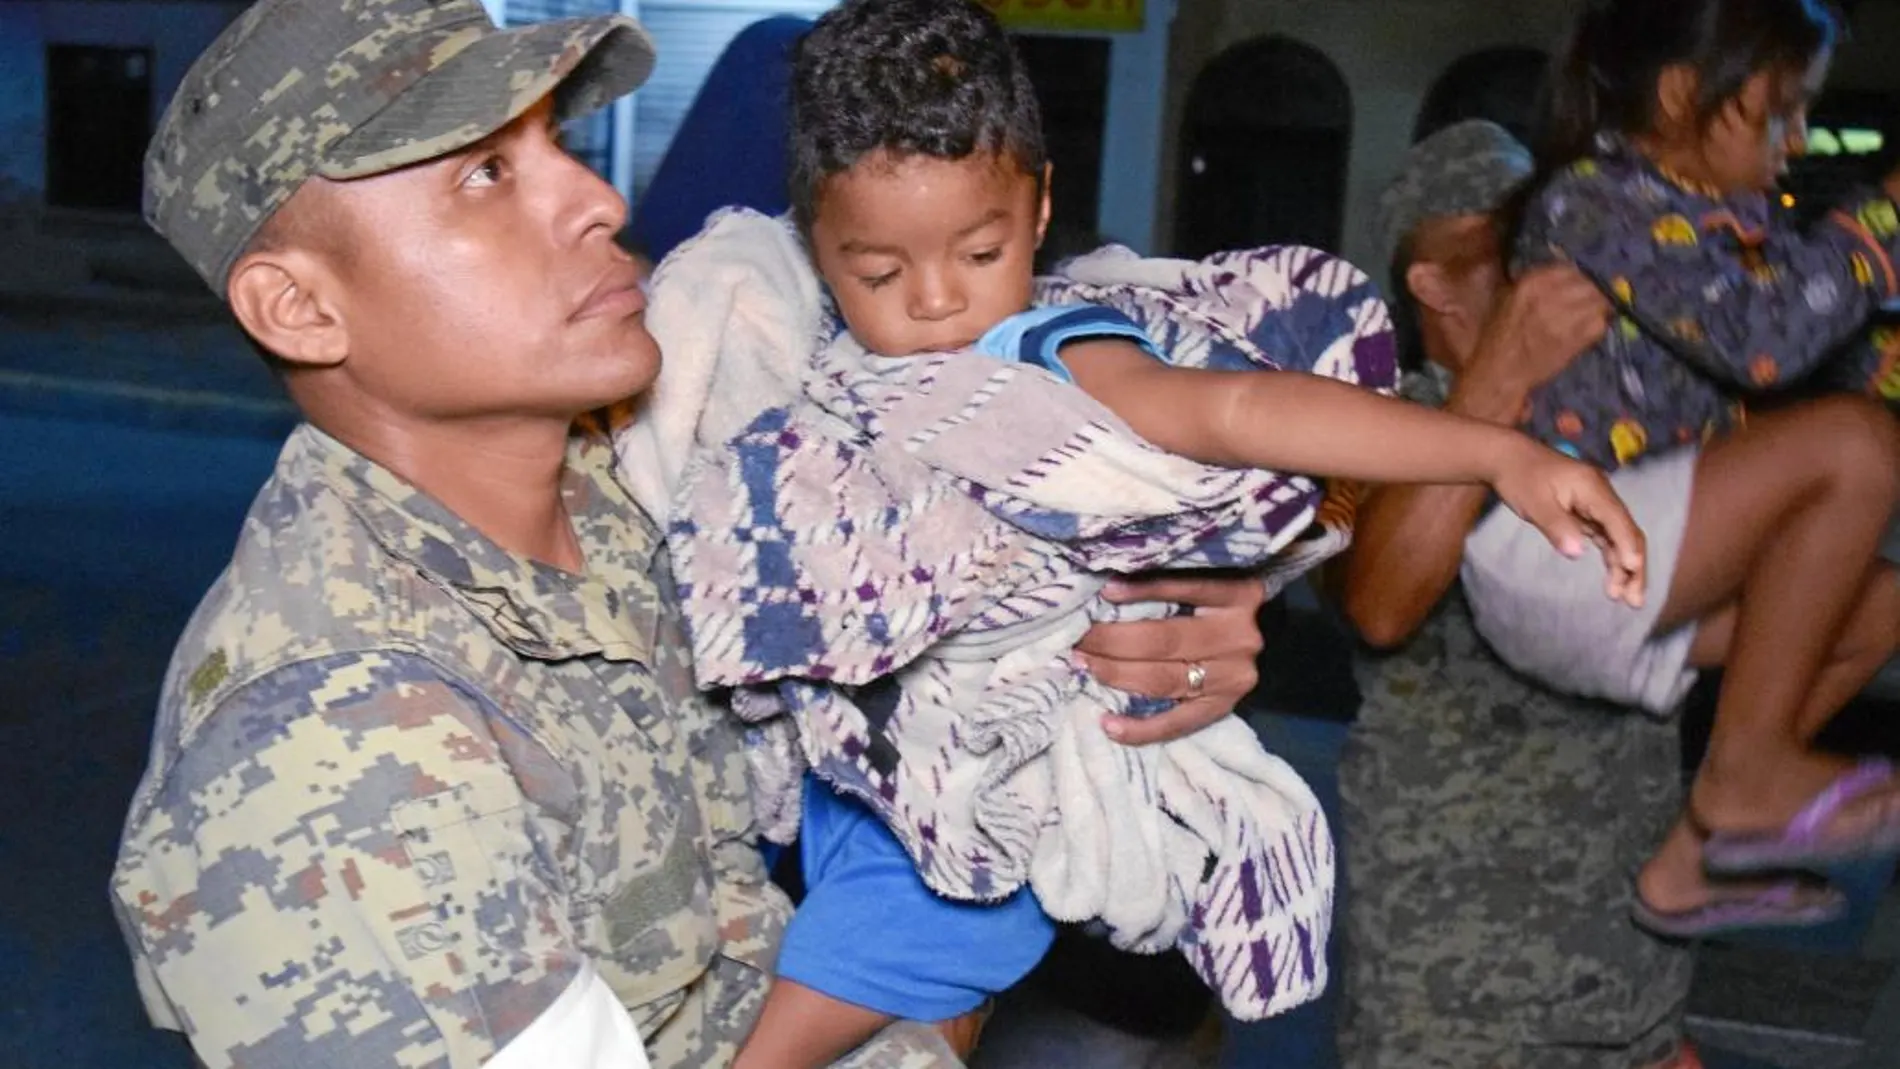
[788, 0, 1047, 233]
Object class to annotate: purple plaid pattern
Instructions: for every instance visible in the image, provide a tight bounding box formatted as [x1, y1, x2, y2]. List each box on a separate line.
[669, 243, 1395, 1020]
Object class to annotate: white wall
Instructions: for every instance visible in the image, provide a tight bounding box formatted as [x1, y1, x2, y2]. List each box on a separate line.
[0, 1, 245, 208]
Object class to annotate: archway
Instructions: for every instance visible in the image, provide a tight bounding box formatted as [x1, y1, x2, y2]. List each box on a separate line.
[1413, 47, 1550, 148]
[1174, 36, 1352, 258]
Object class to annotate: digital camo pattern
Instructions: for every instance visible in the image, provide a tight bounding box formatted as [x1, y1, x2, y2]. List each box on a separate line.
[143, 0, 654, 295]
[1338, 595, 1693, 1068]
[668, 239, 1397, 1021]
[1337, 367, 1692, 1068]
[1375, 119, 1535, 270]
[110, 424, 953, 1068]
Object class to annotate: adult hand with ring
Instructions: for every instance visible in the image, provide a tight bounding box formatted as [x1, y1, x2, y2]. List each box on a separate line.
[1184, 661, 1208, 697]
[1072, 570, 1265, 746]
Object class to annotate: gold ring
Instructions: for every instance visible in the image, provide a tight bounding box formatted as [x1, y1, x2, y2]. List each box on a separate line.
[1184, 661, 1208, 696]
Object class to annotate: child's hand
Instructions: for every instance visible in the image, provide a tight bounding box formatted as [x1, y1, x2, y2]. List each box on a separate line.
[1491, 440, 1648, 608]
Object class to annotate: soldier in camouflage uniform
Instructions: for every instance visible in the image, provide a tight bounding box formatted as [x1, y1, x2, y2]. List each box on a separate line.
[1332, 121, 1699, 1068]
[109, 3, 1270, 1066]
[108, 1, 896, 1064]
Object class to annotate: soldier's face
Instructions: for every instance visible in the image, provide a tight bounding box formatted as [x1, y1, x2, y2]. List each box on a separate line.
[319, 97, 659, 422]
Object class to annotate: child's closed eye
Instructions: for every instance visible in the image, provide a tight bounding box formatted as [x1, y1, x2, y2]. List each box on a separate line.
[860, 269, 900, 290]
[967, 248, 1003, 265]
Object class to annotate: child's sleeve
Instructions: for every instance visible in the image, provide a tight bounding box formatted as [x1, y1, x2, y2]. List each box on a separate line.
[774, 777, 1057, 1021]
[1523, 162, 1900, 392]
[973, 304, 1164, 382]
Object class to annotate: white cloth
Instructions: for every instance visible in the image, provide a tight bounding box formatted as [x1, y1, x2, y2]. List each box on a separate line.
[485, 962, 651, 1069]
[618, 209, 821, 519]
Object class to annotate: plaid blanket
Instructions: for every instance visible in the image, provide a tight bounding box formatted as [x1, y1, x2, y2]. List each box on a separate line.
[639, 211, 1395, 1020]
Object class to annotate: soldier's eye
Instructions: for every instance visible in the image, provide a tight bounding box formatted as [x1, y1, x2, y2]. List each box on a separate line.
[464, 155, 506, 189]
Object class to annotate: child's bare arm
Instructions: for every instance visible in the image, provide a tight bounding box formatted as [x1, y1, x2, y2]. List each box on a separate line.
[1065, 338, 1528, 480]
[1061, 339, 1647, 606]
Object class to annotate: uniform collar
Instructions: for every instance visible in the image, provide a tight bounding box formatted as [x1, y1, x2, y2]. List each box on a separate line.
[288, 423, 663, 663]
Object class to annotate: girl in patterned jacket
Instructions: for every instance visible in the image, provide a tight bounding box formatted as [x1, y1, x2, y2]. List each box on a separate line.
[1453, 0, 1900, 941]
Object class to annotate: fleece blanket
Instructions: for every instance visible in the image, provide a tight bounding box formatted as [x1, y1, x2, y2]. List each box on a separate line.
[623, 209, 1395, 1019]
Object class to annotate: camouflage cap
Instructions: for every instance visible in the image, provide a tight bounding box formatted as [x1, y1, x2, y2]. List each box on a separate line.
[1375, 120, 1534, 270]
[145, 0, 657, 297]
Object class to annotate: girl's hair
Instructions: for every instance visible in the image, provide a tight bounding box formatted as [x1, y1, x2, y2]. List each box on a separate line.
[1541, 0, 1841, 170]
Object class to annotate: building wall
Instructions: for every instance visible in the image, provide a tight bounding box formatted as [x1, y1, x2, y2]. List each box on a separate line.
[1160, 0, 1900, 274]
[0, 1, 245, 209]
[0, 0, 1171, 250]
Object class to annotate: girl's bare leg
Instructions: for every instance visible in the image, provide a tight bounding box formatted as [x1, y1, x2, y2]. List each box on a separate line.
[1632, 397, 1900, 917]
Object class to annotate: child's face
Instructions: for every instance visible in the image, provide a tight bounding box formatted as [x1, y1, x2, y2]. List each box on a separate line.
[808, 149, 1050, 357]
[1696, 53, 1828, 195]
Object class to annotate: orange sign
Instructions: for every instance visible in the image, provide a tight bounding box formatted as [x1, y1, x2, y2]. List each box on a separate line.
[984, 0, 1145, 34]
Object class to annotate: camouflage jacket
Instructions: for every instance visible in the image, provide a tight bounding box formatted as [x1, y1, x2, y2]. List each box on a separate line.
[109, 424, 951, 1069]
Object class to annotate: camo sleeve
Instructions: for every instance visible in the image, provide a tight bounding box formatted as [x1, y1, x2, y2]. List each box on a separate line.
[118, 650, 584, 1069]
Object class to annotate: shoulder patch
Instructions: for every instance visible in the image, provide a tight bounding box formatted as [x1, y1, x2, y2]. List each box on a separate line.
[187, 649, 230, 704]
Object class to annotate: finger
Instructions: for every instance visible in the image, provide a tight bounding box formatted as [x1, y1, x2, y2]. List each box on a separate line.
[1573, 503, 1647, 608]
[1604, 560, 1645, 608]
[1551, 290, 1613, 331]
[1074, 612, 1261, 663]
[1576, 491, 1646, 579]
[1570, 502, 1646, 609]
[1523, 264, 1598, 308]
[1081, 649, 1255, 703]
[1541, 261, 1598, 293]
[1101, 696, 1232, 746]
[1556, 289, 1614, 326]
[1102, 571, 1266, 610]
[1553, 313, 1609, 350]
[1526, 506, 1587, 559]
[1619, 555, 1649, 609]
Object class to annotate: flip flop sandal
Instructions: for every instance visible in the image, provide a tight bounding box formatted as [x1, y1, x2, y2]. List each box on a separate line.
[1630, 877, 1846, 940]
[1703, 757, 1900, 875]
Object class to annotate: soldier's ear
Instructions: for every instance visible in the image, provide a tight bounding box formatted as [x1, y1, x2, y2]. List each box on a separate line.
[227, 246, 349, 370]
[1405, 260, 1458, 316]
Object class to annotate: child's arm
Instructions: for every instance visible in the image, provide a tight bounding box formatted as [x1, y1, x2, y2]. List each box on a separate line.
[1527, 163, 1900, 391]
[1338, 264, 1611, 647]
[1061, 339, 1646, 606]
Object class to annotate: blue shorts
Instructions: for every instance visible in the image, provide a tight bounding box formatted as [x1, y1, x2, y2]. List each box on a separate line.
[774, 776, 1057, 1021]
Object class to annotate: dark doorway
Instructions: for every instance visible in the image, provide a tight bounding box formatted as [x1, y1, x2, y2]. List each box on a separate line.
[45, 45, 153, 213]
[1174, 36, 1352, 258]
[1012, 34, 1110, 264]
[1413, 47, 1551, 148]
